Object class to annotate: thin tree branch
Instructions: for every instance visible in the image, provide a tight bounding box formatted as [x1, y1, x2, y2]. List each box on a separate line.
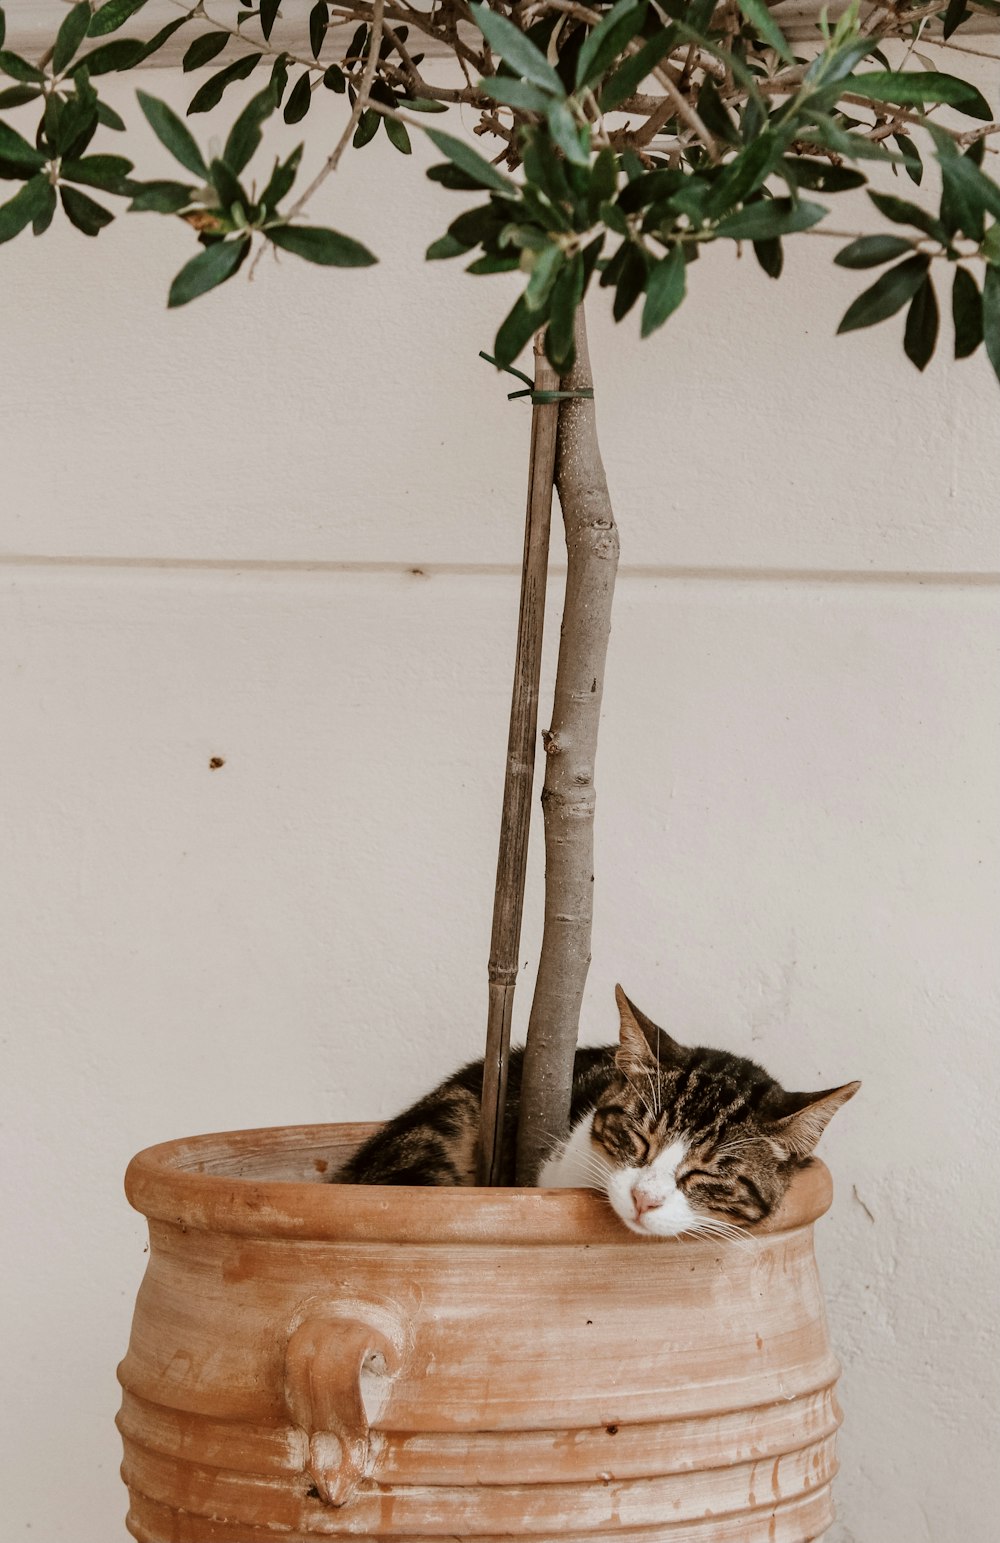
[515, 305, 620, 1186]
[287, 0, 386, 220]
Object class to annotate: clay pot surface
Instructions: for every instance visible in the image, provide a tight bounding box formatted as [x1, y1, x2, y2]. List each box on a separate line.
[118, 1122, 842, 1541]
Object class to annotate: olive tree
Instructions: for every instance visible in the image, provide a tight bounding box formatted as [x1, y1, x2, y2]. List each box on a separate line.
[3, 0, 998, 1181]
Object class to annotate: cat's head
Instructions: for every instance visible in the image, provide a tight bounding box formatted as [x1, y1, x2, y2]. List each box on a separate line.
[591, 986, 860, 1238]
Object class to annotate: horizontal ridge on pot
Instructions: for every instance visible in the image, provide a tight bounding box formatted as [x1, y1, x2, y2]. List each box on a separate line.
[123, 1488, 835, 1542]
[118, 1383, 842, 1486]
[121, 1433, 839, 1532]
[118, 1122, 844, 1541]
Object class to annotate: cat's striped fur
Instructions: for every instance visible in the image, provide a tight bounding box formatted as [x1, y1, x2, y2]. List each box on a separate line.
[333, 987, 859, 1237]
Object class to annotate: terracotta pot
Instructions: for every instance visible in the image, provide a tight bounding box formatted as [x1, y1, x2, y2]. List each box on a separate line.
[118, 1122, 843, 1541]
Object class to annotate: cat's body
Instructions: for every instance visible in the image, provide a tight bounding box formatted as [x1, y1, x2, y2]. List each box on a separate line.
[333, 1043, 611, 1188]
[333, 987, 859, 1238]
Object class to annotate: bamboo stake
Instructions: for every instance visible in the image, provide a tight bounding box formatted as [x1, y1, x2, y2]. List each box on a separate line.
[477, 337, 561, 1187]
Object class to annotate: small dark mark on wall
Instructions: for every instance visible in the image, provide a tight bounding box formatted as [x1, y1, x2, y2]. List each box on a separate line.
[852, 1185, 876, 1224]
[306, 1485, 320, 1500]
[209, 757, 225, 770]
[410, 567, 426, 577]
[606, 1423, 619, 1435]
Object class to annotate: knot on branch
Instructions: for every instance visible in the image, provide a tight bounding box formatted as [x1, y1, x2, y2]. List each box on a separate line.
[541, 788, 597, 818]
[565, 516, 620, 563]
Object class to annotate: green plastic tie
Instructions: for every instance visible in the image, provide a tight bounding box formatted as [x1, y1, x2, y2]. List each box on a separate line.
[479, 351, 595, 404]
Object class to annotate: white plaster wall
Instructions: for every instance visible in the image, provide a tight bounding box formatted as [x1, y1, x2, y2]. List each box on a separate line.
[1, 61, 999, 1543]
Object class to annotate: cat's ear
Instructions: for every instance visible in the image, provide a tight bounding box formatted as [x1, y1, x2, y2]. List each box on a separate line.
[614, 985, 683, 1074]
[766, 1081, 861, 1160]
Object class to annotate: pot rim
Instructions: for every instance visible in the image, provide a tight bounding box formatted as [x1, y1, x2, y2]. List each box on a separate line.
[125, 1121, 833, 1245]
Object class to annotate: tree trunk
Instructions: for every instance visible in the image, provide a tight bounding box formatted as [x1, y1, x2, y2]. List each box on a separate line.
[515, 306, 620, 1186]
[477, 338, 561, 1185]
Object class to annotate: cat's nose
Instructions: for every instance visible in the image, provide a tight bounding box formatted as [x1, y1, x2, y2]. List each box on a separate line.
[632, 1186, 662, 1218]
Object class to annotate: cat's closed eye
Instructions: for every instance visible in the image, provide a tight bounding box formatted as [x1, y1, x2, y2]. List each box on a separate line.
[593, 1106, 650, 1164]
[680, 1169, 769, 1222]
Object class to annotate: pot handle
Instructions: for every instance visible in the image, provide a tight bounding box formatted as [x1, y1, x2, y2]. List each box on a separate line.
[284, 1304, 406, 1507]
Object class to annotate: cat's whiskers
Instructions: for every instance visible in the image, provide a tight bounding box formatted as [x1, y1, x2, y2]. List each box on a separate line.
[619, 1069, 655, 1124]
[537, 1129, 571, 1160]
[681, 1214, 756, 1253]
[706, 1214, 751, 1235]
[572, 1153, 615, 1193]
[713, 1136, 760, 1152]
[578, 1154, 613, 1184]
[711, 1138, 764, 1162]
[540, 1116, 604, 1163]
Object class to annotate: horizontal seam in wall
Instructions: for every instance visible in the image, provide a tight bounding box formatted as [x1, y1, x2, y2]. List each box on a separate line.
[1, 555, 999, 586]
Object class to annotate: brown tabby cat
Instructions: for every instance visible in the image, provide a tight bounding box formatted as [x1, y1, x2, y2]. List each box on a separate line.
[333, 985, 859, 1237]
